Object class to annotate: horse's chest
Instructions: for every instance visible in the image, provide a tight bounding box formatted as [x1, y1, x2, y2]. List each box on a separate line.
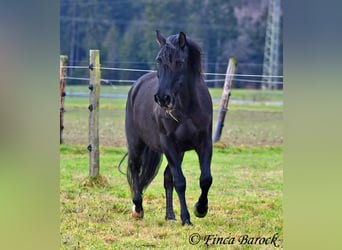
[174, 122, 195, 138]
[158, 116, 204, 150]
[171, 120, 202, 149]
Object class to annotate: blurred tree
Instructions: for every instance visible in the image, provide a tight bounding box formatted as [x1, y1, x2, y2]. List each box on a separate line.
[102, 25, 121, 80]
[119, 21, 150, 81]
[60, 0, 281, 89]
[141, 0, 192, 69]
[199, 0, 238, 87]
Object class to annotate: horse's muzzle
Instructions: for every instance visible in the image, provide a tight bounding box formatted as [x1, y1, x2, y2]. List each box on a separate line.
[154, 93, 174, 109]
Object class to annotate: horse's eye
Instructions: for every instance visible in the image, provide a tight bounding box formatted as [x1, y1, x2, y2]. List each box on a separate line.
[156, 58, 162, 65]
[176, 60, 184, 67]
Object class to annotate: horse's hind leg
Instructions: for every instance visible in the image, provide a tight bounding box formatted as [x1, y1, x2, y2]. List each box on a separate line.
[194, 138, 213, 218]
[164, 165, 176, 220]
[127, 147, 145, 219]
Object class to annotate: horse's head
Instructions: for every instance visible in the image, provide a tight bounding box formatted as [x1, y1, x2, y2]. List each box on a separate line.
[154, 30, 189, 110]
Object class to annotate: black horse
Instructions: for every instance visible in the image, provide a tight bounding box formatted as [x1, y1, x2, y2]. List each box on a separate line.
[125, 30, 213, 225]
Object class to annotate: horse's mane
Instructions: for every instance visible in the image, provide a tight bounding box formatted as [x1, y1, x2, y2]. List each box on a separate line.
[187, 38, 203, 75]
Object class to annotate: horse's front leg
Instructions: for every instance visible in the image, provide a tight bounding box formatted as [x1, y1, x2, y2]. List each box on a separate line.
[161, 136, 191, 225]
[164, 152, 184, 221]
[194, 136, 213, 218]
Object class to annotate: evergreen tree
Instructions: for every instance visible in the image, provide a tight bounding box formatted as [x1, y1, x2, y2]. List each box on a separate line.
[60, 0, 281, 88]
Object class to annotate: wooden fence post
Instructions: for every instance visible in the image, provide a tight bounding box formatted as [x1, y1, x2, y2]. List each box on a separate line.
[88, 50, 101, 178]
[60, 55, 68, 144]
[213, 58, 237, 143]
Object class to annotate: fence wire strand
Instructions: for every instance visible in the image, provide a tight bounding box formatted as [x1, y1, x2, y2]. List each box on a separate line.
[63, 76, 283, 85]
[61, 66, 284, 85]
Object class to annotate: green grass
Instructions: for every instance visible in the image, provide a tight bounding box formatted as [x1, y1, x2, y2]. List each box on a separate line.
[60, 145, 283, 249]
[209, 88, 283, 102]
[61, 86, 283, 249]
[62, 87, 283, 147]
[66, 85, 283, 102]
[66, 85, 131, 95]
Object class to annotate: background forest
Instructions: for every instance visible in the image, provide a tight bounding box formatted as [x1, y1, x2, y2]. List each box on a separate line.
[60, 0, 283, 88]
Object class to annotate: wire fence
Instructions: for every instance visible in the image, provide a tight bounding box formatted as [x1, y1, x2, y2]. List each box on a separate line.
[59, 58, 283, 149]
[61, 65, 284, 87]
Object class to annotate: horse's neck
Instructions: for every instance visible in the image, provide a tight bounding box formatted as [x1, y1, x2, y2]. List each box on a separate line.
[178, 74, 201, 112]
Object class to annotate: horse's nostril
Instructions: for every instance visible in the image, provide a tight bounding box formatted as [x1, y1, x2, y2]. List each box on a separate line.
[155, 94, 172, 107]
[163, 95, 171, 104]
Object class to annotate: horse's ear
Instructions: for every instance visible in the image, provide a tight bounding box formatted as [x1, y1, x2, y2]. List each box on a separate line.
[179, 32, 187, 49]
[156, 30, 166, 47]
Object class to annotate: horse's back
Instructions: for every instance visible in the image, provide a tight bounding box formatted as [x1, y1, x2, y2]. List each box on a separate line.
[126, 72, 161, 151]
[128, 72, 158, 104]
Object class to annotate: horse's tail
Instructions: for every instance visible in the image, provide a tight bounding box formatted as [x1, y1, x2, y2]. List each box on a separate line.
[127, 147, 162, 193]
[118, 152, 128, 175]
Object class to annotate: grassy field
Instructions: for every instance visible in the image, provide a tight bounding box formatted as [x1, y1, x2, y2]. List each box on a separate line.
[62, 86, 283, 147]
[60, 86, 283, 249]
[66, 85, 283, 102]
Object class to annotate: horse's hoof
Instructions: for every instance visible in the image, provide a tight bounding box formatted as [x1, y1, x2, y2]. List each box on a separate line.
[165, 216, 177, 221]
[194, 202, 208, 218]
[131, 205, 144, 219]
[165, 218, 177, 224]
[165, 213, 176, 221]
[182, 219, 193, 226]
